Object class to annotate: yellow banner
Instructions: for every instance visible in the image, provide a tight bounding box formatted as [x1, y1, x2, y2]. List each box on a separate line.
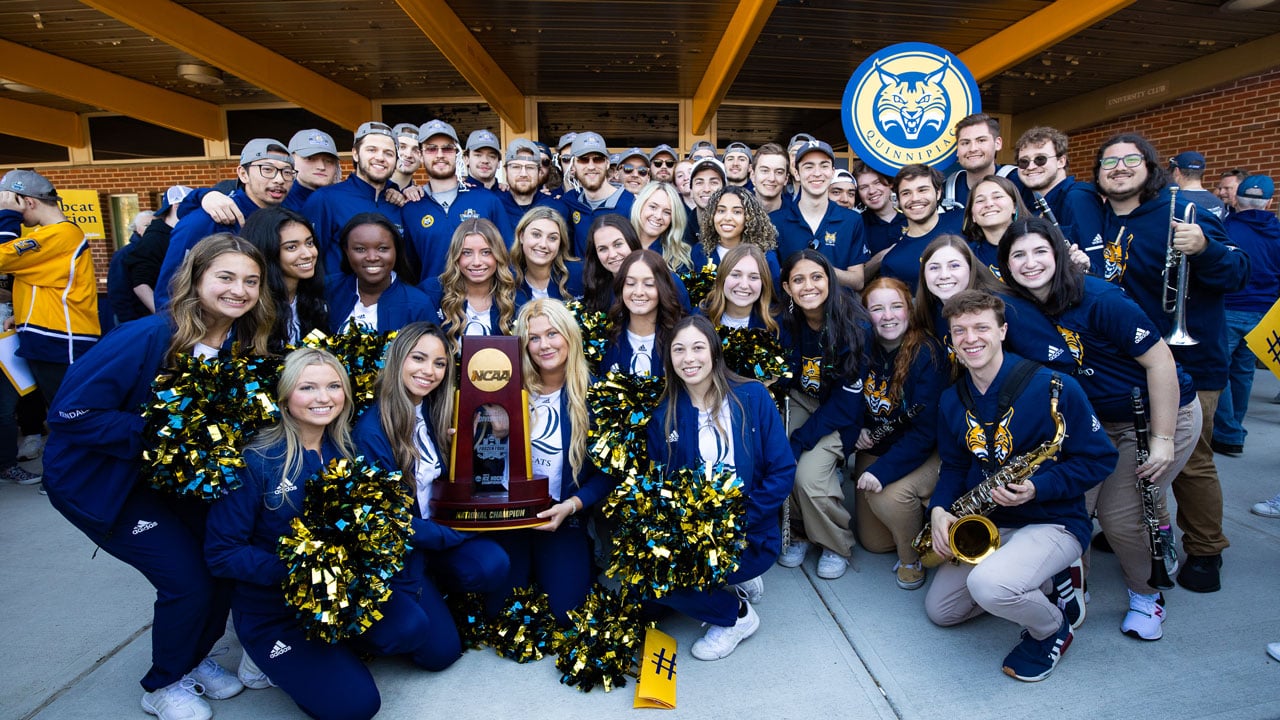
[21, 190, 105, 242]
[1244, 297, 1280, 382]
[633, 628, 677, 709]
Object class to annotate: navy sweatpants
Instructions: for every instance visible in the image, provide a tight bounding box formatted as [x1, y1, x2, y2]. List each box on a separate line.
[490, 515, 595, 622]
[54, 486, 232, 691]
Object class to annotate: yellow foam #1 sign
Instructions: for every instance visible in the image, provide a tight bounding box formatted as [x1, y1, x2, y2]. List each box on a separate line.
[633, 628, 677, 709]
[1245, 297, 1280, 382]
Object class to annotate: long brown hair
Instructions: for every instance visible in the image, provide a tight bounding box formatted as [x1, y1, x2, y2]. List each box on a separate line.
[165, 233, 275, 363]
[438, 218, 517, 348]
[702, 244, 779, 334]
[608, 249, 685, 348]
[912, 234, 1001, 339]
[375, 322, 456, 490]
[511, 206, 575, 298]
[861, 277, 936, 405]
[660, 315, 748, 455]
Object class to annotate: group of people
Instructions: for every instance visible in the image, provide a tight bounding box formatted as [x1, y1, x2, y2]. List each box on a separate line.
[3, 108, 1276, 719]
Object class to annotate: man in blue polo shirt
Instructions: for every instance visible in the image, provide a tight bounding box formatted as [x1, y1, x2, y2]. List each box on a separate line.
[563, 132, 634, 256]
[496, 138, 569, 223]
[302, 121, 404, 275]
[401, 119, 511, 282]
[769, 139, 869, 289]
[154, 137, 294, 306]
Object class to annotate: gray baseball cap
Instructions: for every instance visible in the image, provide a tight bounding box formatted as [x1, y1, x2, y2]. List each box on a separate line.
[572, 132, 608, 159]
[288, 129, 338, 158]
[239, 138, 292, 166]
[392, 123, 419, 140]
[505, 138, 541, 163]
[557, 132, 578, 151]
[353, 122, 394, 144]
[724, 141, 753, 161]
[418, 119, 460, 145]
[617, 147, 648, 166]
[0, 169, 58, 201]
[466, 129, 501, 153]
[649, 144, 678, 162]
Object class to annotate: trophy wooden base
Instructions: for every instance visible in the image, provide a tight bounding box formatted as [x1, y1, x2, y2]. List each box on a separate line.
[430, 477, 552, 531]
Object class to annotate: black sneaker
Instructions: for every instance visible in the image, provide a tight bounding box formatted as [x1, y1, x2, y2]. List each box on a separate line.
[1177, 553, 1222, 593]
[1210, 439, 1243, 457]
[1047, 559, 1086, 629]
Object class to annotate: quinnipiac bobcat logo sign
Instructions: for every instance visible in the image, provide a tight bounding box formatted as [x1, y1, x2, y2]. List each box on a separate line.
[842, 42, 980, 176]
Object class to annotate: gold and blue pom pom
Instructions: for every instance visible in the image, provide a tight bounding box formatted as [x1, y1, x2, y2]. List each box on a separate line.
[301, 328, 395, 418]
[554, 584, 653, 693]
[487, 586, 557, 663]
[142, 354, 282, 501]
[603, 462, 747, 600]
[277, 456, 413, 643]
[586, 371, 664, 478]
[566, 299, 613, 374]
[719, 326, 791, 386]
[679, 259, 718, 310]
[445, 592, 489, 650]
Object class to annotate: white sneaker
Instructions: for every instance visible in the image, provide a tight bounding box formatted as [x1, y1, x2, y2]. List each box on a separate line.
[1120, 589, 1165, 641]
[733, 576, 764, 603]
[1251, 492, 1280, 519]
[690, 600, 760, 660]
[237, 651, 275, 689]
[141, 678, 212, 720]
[816, 549, 849, 579]
[1268, 642, 1280, 662]
[187, 653, 244, 700]
[17, 434, 44, 461]
[777, 539, 810, 568]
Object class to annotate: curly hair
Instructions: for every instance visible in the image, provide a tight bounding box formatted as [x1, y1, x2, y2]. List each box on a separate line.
[438, 218, 517, 348]
[699, 185, 777, 258]
[511, 206, 575, 299]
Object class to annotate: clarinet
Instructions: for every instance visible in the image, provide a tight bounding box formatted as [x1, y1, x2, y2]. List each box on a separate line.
[1032, 192, 1061, 230]
[866, 403, 925, 453]
[1131, 387, 1174, 590]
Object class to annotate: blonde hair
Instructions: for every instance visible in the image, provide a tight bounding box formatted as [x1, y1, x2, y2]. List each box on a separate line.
[702, 244, 779, 334]
[375, 323, 456, 490]
[631, 181, 692, 273]
[438, 218, 517, 349]
[515, 299, 589, 482]
[165, 233, 275, 363]
[250, 347, 355, 491]
[511, 206, 575, 299]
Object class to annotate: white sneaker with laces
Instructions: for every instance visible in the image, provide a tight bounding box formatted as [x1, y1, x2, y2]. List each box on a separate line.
[187, 653, 244, 700]
[237, 651, 275, 689]
[1120, 589, 1165, 641]
[816, 549, 849, 579]
[17, 434, 44, 461]
[1251, 492, 1280, 519]
[777, 539, 810, 568]
[691, 600, 760, 660]
[733, 576, 764, 603]
[141, 678, 212, 720]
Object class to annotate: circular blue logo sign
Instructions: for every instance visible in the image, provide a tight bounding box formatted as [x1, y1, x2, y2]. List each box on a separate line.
[842, 43, 981, 176]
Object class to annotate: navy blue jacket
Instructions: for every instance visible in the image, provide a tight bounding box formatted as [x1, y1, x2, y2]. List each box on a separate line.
[563, 188, 635, 257]
[778, 319, 868, 457]
[600, 323, 666, 378]
[1038, 176, 1104, 255]
[497, 190, 570, 231]
[154, 191, 263, 307]
[1224, 209, 1280, 313]
[418, 277, 507, 338]
[877, 211, 965, 293]
[401, 185, 513, 282]
[646, 381, 795, 561]
[689, 244, 783, 298]
[860, 209, 908, 256]
[532, 386, 616, 509]
[325, 273, 438, 335]
[1081, 187, 1249, 390]
[107, 239, 149, 324]
[769, 200, 869, 272]
[514, 260, 584, 311]
[931, 353, 1118, 551]
[302, 174, 405, 278]
[863, 338, 950, 484]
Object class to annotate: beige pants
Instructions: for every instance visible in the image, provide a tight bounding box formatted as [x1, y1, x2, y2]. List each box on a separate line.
[786, 390, 855, 557]
[854, 452, 940, 564]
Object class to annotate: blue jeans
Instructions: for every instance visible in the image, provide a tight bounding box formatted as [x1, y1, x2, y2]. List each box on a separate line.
[1213, 309, 1264, 446]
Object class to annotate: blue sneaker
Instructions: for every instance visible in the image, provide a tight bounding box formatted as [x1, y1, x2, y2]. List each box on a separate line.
[1002, 619, 1073, 682]
[1046, 559, 1086, 629]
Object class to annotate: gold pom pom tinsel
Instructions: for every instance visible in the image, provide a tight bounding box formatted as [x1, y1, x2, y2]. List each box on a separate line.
[301, 328, 395, 418]
[487, 586, 557, 663]
[586, 371, 664, 478]
[679, 260, 718, 310]
[566, 299, 614, 374]
[554, 584, 653, 693]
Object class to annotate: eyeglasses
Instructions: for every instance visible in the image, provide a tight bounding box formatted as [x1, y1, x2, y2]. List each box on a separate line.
[621, 165, 649, 176]
[1016, 154, 1057, 170]
[506, 161, 540, 173]
[1100, 153, 1144, 170]
[558, 154, 573, 166]
[421, 144, 457, 156]
[651, 159, 675, 169]
[249, 163, 296, 181]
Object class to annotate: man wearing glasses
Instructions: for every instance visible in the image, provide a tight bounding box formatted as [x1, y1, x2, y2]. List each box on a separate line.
[302, 121, 405, 276]
[497, 139, 569, 221]
[402, 119, 512, 281]
[154, 137, 296, 307]
[1013, 126, 1103, 256]
[1084, 133, 1247, 596]
[562, 132, 635, 256]
[616, 147, 650, 195]
[556, 133, 577, 193]
[649, 144, 678, 184]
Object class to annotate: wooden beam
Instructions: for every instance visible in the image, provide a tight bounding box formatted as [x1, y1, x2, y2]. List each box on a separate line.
[959, 0, 1138, 81]
[1014, 31, 1280, 135]
[81, 0, 372, 132]
[0, 97, 82, 147]
[692, 0, 778, 134]
[0, 38, 222, 139]
[395, 0, 527, 132]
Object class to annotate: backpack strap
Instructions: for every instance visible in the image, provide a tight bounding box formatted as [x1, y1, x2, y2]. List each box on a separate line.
[954, 358, 1042, 475]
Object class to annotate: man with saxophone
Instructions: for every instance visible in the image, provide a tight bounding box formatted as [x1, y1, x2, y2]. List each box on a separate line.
[923, 290, 1117, 682]
[1085, 134, 1248, 594]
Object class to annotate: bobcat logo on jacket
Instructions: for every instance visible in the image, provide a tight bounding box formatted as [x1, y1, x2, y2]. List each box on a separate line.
[965, 408, 1014, 463]
[863, 373, 893, 417]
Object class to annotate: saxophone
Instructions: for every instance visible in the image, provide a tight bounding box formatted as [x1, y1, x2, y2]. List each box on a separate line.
[912, 375, 1066, 567]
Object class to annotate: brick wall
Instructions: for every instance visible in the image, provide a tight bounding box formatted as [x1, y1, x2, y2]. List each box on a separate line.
[1069, 67, 1280, 189]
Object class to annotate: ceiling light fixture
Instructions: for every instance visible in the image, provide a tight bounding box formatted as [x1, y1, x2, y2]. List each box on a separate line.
[177, 63, 224, 86]
[1221, 0, 1278, 11]
[0, 79, 40, 93]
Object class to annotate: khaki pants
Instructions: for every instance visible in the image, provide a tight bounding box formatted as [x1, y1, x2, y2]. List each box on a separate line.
[854, 452, 940, 564]
[1173, 390, 1229, 556]
[786, 390, 855, 557]
[1087, 400, 1200, 594]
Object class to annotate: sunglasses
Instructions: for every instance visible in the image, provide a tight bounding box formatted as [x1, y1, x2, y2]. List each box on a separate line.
[621, 165, 649, 176]
[1016, 154, 1057, 170]
[558, 155, 572, 166]
[651, 159, 675, 168]
[1100, 154, 1144, 170]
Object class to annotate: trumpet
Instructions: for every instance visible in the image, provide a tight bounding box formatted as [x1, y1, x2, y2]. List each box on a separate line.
[1162, 186, 1198, 346]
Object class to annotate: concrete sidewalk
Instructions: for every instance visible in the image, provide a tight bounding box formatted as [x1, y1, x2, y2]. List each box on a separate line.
[5, 372, 1280, 720]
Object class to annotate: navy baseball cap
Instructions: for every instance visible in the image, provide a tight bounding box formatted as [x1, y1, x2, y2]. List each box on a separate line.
[794, 139, 836, 164]
[1239, 175, 1275, 200]
[1169, 151, 1206, 172]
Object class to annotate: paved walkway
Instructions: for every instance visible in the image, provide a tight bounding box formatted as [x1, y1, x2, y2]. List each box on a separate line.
[5, 373, 1280, 720]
